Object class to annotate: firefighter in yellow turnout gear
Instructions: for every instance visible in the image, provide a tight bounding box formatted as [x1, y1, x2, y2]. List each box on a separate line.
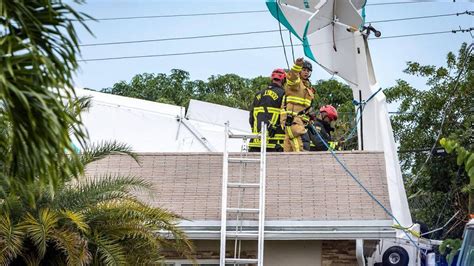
[280, 58, 315, 152]
[249, 69, 286, 152]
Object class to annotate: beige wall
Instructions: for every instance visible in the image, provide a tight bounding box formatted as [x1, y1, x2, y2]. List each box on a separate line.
[322, 240, 358, 266]
[162, 240, 359, 266]
[264, 241, 322, 266]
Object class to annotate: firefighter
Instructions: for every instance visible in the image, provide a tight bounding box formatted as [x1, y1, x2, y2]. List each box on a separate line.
[307, 105, 338, 151]
[280, 58, 315, 152]
[248, 68, 286, 152]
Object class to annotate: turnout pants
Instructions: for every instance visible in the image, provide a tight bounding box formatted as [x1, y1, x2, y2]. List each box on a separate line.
[283, 116, 307, 152]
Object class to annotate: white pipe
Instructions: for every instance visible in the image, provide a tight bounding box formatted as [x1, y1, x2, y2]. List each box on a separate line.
[356, 239, 366, 266]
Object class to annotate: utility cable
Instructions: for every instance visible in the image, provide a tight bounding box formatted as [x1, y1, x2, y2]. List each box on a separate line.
[310, 126, 422, 250]
[79, 10, 267, 21]
[79, 28, 473, 62]
[367, 10, 473, 24]
[79, 1, 453, 22]
[367, 0, 452, 6]
[288, 31, 296, 63]
[275, 2, 290, 69]
[79, 12, 472, 48]
[80, 29, 282, 47]
[371, 28, 474, 40]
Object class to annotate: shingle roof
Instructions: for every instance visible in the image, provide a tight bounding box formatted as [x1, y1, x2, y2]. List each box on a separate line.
[85, 151, 391, 222]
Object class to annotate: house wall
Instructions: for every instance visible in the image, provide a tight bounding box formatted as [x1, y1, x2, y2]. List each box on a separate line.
[322, 240, 358, 266]
[162, 240, 359, 266]
[265, 240, 322, 266]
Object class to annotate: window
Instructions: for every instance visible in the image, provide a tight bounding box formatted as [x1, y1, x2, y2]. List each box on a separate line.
[459, 228, 474, 266]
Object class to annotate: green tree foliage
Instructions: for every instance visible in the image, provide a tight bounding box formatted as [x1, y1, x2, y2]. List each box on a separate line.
[439, 238, 462, 266]
[440, 138, 474, 214]
[384, 43, 473, 238]
[101, 69, 270, 110]
[0, 139, 194, 265]
[0, 0, 91, 197]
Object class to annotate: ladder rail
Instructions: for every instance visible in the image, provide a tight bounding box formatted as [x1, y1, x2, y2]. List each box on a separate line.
[220, 122, 266, 266]
[219, 122, 229, 266]
[257, 124, 266, 266]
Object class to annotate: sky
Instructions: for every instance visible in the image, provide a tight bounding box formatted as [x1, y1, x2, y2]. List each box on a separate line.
[71, 0, 473, 105]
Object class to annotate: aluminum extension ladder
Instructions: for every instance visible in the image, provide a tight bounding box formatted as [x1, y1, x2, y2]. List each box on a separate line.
[220, 122, 267, 266]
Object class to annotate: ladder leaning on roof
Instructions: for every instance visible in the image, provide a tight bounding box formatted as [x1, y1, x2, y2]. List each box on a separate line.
[220, 122, 267, 266]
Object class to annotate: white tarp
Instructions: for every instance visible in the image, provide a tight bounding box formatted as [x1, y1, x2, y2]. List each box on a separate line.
[75, 89, 252, 152]
[187, 100, 250, 132]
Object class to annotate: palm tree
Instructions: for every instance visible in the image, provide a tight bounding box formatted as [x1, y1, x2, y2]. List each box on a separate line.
[0, 0, 92, 194]
[0, 141, 194, 265]
[1, 1, 194, 264]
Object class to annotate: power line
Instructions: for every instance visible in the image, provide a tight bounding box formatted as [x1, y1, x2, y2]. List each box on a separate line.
[80, 1, 451, 22]
[79, 44, 300, 62]
[80, 30, 281, 47]
[78, 28, 473, 62]
[367, 0, 449, 6]
[275, 2, 290, 69]
[80, 10, 267, 21]
[79, 11, 472, 48]
[370, 28, 474, 40]
[367, 10, 472, 24]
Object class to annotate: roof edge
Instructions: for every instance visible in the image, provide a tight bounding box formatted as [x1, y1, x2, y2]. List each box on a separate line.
[178, 220, 396, 240]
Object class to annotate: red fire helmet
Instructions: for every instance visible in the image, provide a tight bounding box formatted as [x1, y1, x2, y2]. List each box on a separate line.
[271, 68, 286, 81]
[319, 105, 338, 121]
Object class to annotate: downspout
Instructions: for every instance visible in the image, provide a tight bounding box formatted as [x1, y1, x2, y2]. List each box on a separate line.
[356, 239, 365, 266]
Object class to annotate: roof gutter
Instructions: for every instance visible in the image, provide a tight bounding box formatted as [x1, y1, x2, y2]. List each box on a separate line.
[183, 229, 396, 240]
[177, 220, 397, 240]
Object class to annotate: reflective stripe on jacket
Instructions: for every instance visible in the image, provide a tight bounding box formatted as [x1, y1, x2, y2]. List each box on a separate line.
[249, 83, 285, 148]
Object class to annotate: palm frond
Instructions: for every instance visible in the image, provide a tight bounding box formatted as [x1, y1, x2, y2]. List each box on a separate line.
[121, 239, 164, 265]
[95, 222, 161, 249]
[0, 0, 91, 195]
[85, 199, 194, 260]
[55, 175, 151, 211]
[0, 215, 25, 265]
[66, 96, 93, 119]
[59, 210, 90, 234]
[90, 233, 127, 266]
[18, 251, 42, 266]
[80, 141, 140, 166]
[49, 228, 91, 266]
[21, 209, 59, 258]
[85, 198, 179, 226]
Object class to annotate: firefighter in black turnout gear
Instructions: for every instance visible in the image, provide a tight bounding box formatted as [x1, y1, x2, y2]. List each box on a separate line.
[249, 69, 286, 152]
[307, 105, 339, 151]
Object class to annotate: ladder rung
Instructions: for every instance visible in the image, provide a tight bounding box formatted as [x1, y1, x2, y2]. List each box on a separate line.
[228, 158, 260, 163]
[225, 258, 259, 264]
[229, 134, 260, 139]
[226, 232, 259, 239]
[227, 208, 259, 213]
[228, 182, 260, 188]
